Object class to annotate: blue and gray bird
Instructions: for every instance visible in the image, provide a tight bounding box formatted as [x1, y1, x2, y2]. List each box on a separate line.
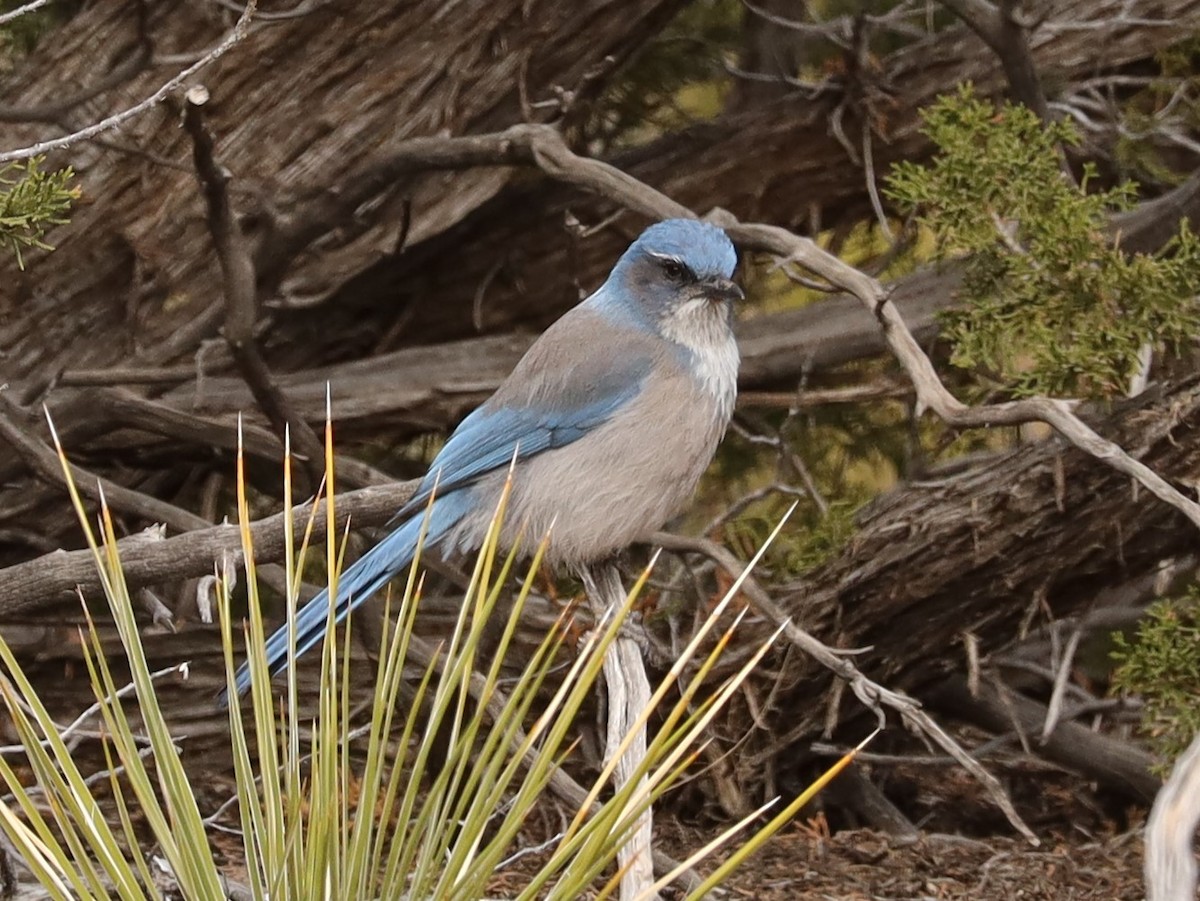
[228, 218, 743, 700]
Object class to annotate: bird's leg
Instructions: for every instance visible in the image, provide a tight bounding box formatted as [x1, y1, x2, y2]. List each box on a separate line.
[579, 561, 660, 901]
[580, 560, 669, 666]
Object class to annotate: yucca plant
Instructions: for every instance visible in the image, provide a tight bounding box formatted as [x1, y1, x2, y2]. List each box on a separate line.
[0, 414, 872, 899]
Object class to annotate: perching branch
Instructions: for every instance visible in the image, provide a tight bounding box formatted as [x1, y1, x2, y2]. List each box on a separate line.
[0, 478, 417, 615]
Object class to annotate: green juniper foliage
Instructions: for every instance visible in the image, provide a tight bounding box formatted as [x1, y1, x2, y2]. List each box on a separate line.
[886, 86, 1200, 398]
[0, 157, 78, 268]
[1110, 593, 1200, 773]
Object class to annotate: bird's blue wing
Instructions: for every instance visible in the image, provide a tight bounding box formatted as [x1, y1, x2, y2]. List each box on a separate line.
[388, 381, 643, 520]
[391, 358, 650, 522]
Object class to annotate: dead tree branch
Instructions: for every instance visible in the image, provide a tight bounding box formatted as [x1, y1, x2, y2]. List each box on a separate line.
[929, 679, 1160, 803]
[652, 531, 1039, 843]
[182, 83, 326, 488]
[0, 480, 416, 615]
[0, 390, 208, 534]
[1145, 731, 1200, 900]
[937, 0, 1049, 118]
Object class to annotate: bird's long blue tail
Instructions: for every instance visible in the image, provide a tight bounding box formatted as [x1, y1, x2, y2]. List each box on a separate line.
[220, 495, 466, 705]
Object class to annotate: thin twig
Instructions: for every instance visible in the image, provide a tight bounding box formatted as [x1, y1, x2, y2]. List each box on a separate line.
[0, 0, 55, 26]
[1040, 624, 1082, 741]
[0, 1, 257, 163]
[862, 124, 895, 243]
[0, 663, 186, 761]
[734, 381, 912, 407]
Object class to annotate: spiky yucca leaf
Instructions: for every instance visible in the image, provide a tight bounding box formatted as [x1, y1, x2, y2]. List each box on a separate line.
[0, 413, 874, 899]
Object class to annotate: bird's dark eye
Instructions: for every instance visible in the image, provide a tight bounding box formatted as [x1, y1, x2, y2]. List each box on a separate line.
[660, 258, 687, 282]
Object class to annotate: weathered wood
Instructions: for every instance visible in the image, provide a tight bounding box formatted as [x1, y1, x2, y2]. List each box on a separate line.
[0, 0, 685, 382]
[4, 378, 1200, 804]
[0, 261, 950, 568]
[0, 0, 1193, 560]
[154, 274, 954, 430]
[0, 0, 685, 554]
[0, 480, 416, 616]
[709, 378, 1200, 796]
[2, 0, 1194, 389]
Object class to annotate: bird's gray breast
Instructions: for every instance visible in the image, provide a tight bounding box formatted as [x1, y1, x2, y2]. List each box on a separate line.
[505, 364, 725, 565]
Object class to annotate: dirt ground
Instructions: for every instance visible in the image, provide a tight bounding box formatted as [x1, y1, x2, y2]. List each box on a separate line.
[0, 756, 1154, 901]
[477, 761, 1152, 900]
[479, 757, 1152, 900]
[482, 816, 1145, 900]
[682, 826, 1142, 900]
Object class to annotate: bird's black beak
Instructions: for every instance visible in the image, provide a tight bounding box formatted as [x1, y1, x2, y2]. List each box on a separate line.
[702, 276, 745, 304]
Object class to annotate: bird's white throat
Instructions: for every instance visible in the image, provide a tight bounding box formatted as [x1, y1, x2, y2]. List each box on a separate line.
[660, 298, 739, 422]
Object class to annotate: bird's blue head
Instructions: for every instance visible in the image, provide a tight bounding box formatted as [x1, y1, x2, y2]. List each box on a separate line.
[591, 219, 743, 333]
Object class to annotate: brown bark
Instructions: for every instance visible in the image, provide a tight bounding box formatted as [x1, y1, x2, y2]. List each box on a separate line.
[0, 0, 685, 553]
[0, 0, 685, 383]
[4, 375, 1197, 801]
[0, 0, 1190, 833]
[712, 377, 1200, 793]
